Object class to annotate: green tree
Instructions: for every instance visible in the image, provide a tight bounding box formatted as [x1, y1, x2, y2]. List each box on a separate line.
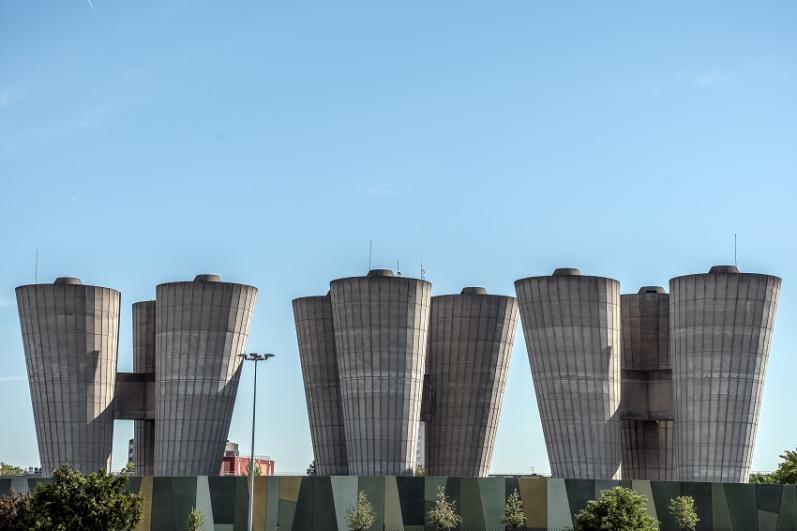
[25, 465, 142, 530]
[669, 496, 699, 530]
[345, 490, 375, 531]
[501, 488, 527, 529]
[187, 507, 206, 531]
[414, 464, 425, 477]
[0, 492, 33, 531]
[427, 485, 462, 530]
[770, 449, 797, 484]
[120, 462, 136, 476]
[749, 472, 774, 484]
[574, 486, 658, 531]
[0, 462, 24, 476]
[306, 460, 317, 476]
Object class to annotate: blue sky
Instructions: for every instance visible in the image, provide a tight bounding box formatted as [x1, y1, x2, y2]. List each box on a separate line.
[0, 1, 795, 474]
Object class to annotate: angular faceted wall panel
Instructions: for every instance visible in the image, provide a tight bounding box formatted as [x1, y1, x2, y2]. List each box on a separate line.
[671, 266, 781, 482]
[515, 268, 622, 480]
[4, 476, 795, 531]
[425, 288, 518, 477]
[154, 275, 257, 476]
[16, 278, 121, 476]
[293, 295, 348, 475]
[330, 269, 431, 476]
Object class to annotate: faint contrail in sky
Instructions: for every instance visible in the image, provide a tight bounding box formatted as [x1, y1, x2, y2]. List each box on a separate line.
[87, 0, 95, 12]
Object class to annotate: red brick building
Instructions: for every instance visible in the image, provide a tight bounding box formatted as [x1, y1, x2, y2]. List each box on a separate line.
[220, 441, 275, 476]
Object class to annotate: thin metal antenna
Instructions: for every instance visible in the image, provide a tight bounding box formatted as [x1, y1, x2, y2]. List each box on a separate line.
[420, 250, 425, 280]
[35, 249, 39, 283]
[396, 260, 401, 276]
[368, 240, 372, 271]
[734, 233, 737, 267]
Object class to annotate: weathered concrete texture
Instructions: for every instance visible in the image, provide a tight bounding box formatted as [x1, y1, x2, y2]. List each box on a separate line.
[133, 301, 156, 475]
[292, 295, 348, 475]
[620, 287, 675, 480]
[671, 266, 781, 482]
[621, 420, 675, 480]
[154, 275, 257, 476]
[424, 288, 518, 477]
[329, 269, 431, 476]
[16, 278, 121, 476]
[514, 268, 622, 479]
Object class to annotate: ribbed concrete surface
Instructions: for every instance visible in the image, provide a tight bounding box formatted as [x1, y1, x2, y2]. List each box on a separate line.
[16, 279, 121, 476]
[620, 287, 675, 480]
[154, 276, 257, 476]
[621, 420, 675, 480]
[330, 270, 431, 476]
[293, 295, 348, 475]
[132, 300, 156, 475]
[515, 269, 622, 479]
[424, 289, 518, 476]
[671, 267, 781, 482]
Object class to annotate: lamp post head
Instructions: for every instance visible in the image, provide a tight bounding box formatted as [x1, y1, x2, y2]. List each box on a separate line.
[239, 352, 276, 362]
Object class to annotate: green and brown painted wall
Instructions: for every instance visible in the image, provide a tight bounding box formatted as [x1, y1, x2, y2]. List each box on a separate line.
[1, 476, 796, 530]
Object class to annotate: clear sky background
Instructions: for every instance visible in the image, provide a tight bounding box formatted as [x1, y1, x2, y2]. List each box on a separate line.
[1, 1, 795, 474]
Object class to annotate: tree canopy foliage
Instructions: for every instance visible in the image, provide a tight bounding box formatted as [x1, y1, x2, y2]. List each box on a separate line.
[345, 490, 375, 531]
[669, 496, 699, 530]
[501, 488, 527, 529]
[574, 486, 658, 531]
[4, 465, 143, 531]
[750, 449, 797, 484]
[427, 486, 462, 530]
[0, 463, 24, 476]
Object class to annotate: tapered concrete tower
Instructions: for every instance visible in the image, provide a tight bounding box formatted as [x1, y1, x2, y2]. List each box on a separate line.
[424, 288, 519, 477]
[515, 268, 622, 479]
[132, 300, 156, 475]
[154, 274, 257, 476]
[620, 286, 675, 480]
[329, 269, 431, 476]
[293, 294, 348, 475]
[671, 266, 780, 482]
[16, 277, 121, 476]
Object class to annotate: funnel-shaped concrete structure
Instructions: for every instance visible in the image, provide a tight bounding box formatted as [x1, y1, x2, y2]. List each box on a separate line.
[620, 286, 675, 480]
[671, 266, 780, 482]
[154, 275, 257, 476]
[329, 269, 431, 475]
[16, 278, 121, 476]
[132, 300, 156, 475]
[293, 294, 348, 475]
[424, 288, 518, 476]
[515, 268, 622, 479]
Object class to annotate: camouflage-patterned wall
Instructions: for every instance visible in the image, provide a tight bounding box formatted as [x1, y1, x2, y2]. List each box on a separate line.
[1, 476, 795, 531]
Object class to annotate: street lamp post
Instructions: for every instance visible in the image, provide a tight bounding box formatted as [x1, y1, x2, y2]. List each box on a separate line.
[239, 352, 275, 531]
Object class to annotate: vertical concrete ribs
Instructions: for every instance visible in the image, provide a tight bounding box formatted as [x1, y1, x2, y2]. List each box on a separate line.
[132, 300, 156, 476]
[515, 268, 622, 479]
[154, 275, 257, 476]
[16, 278, 121, 476]
[620, 286, 675, 480]
[293, 295, 348, 475]
[671, 266, 781, 482]
[329, 269, 432, 476]
[424, 288, 518, 477]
